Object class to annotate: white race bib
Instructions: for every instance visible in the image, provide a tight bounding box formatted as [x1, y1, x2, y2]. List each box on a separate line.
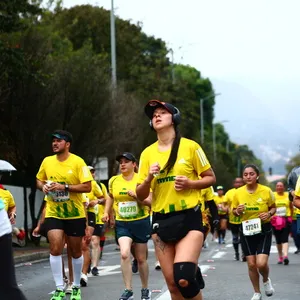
[118, 201, 138, 218]
[276, 207, 287, 217]
[242, 218, 261, 236]
[49, 190, 70, 202]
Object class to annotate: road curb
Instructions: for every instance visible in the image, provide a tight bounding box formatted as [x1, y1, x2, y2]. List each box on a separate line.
[14, 237, 116, 265]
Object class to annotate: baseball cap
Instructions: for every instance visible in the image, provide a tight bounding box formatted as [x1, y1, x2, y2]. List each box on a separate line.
[216, 185, 224, 190]
[144, 100, 177, 119]
[116, 152, 136, 163]
[52, 130, 73, 143]
[88, 166, 95, 171]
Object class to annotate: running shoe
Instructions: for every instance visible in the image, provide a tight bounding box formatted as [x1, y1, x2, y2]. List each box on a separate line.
[80, 273, 88, 287]
[132, 258, 138, 273]
[234, 253, 240, 261]
[283, 256, 289, 265]
[65, 282, 73, 294]
[263, 278, 275, 296]
[119, 289, 134, 300]
[155, 261, 161, 270]
[50, 289, 66, 300]
[251, 293, 262, 300]
[70, 286, 81, 300]
[141, 288, 151, 300]
[91, 266, 99, 276]
[277, 257, 283, 264]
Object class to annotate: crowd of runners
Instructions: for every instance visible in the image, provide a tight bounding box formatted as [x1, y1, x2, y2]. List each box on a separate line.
[1, 99, 300, 300]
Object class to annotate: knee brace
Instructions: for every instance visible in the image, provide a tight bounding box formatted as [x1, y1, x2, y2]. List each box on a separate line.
[173, 262, 202, 299]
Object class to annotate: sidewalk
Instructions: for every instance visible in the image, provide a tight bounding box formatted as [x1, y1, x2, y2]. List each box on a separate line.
[13, 236, 115, 265]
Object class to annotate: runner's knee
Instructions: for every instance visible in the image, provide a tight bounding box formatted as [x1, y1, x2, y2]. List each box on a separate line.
[173, 262, 200, 298]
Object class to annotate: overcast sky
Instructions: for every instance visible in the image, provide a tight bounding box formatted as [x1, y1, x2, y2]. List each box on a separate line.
[62, 0, 300, 173]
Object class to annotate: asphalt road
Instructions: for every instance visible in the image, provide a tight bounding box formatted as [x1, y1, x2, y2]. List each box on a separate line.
[17, 234, 300, 300]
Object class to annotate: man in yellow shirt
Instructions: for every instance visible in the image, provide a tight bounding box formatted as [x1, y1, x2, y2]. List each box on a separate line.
[36, 130, 92, 300]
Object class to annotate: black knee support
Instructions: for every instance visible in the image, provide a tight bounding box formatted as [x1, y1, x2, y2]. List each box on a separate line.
[173, 262, 203, 299]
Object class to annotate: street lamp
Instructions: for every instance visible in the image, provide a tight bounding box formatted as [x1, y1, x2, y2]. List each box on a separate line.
[200, 93, 221, 145]
[110, 0, 117, 90]
[213, 120, 229, 162]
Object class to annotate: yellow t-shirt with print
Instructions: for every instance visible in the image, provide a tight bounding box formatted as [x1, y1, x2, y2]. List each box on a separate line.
[36, 153, 93, 220]
[95, 183, 108, 225]
[87, 180, 103, 213]
[109, 173, 149, 221]
[274, 192, 291, 217]
[0, 189, 15, 212]
[232, 184, 275, 224]
[225, 188, 241, 224]
[137, 138, 211, 213]
[214, 195, 227, 215]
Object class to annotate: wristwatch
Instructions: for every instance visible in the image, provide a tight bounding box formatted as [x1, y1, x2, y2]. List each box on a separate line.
[65, 184, 69, 192]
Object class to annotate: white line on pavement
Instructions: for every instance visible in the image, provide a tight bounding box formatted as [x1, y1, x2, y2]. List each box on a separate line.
[226, 244, 233, 248]
[212, 251, 226, 259]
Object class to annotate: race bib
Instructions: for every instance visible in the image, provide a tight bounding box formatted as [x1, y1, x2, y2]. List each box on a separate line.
[276, 207, 287, 217]
[118, 201, 138, 218]
[49, 190, 70, 202]
[242, 218, 261, 236]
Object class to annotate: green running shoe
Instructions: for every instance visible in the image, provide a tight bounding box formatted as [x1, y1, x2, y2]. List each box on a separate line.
[50, 289, 66, 300]
[71, 286, 81, 300]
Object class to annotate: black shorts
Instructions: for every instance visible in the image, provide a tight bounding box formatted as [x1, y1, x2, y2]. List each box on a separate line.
[93, 224, 104, 237]
[87, 212, 96, 228]
[219, 214, 228, 220]
[44, 217, 86, 237]
[152, 206, 203, 241]
[273, 222, 291, 244]
[240, 223, 272, 256]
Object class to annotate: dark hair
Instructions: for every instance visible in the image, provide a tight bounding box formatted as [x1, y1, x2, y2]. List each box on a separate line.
[162, 126, 181, 174]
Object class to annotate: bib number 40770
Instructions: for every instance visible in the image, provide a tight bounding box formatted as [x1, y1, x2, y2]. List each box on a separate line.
[242, 218, 261, 236]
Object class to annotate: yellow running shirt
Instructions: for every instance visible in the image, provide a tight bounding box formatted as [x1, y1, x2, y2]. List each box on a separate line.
[225, 188, 241, 224]
[87, 180, 103, 213]
[0, 189, 15, 212]
[232, 184, 275, 224]
[36, 154, 93, 220]
[109, 173, 149, 221]
[95, 183, 108, 225]
[200, 187, 215, 212]
[214, 195, 227, 215]
[138, 137, 211, 213]
[274, 192, 291, 217]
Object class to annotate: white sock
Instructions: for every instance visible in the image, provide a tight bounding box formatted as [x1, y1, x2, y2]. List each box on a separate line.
[72, 255, 83, 287]
[49, 254, 64, 290]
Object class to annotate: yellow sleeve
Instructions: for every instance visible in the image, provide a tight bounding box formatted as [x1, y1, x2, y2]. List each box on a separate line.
[268, 188, 276, 207]
[232, 191, 239, 209]
[36, 158, 47, 181]
[137, 149, 149, 184]
[192, 143, 211, 176]
[205, 186, 215, 201]
[93, 181, 103, 198]
[295, 177, 300, 197]
[7, 191, 15, 208]
[77, 158, 93, 183]
[108, 176, 116, 195]
[100, 183, 108, 198]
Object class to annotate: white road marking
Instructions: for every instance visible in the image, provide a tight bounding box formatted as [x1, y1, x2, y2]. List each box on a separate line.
[226, 244, 233, 248]
[212, 251, 226, 259]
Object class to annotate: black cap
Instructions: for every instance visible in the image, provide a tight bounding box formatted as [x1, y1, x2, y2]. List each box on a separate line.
[144, 100, 177, 119]
[52, 130, 73, 143]
[116, 152, 136, 163]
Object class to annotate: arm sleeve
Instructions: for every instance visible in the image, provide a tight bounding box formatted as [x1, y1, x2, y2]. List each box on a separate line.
[207, 200, 219, 221]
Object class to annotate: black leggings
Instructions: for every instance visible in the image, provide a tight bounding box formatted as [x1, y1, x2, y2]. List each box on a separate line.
[0, 234, 27, 300]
